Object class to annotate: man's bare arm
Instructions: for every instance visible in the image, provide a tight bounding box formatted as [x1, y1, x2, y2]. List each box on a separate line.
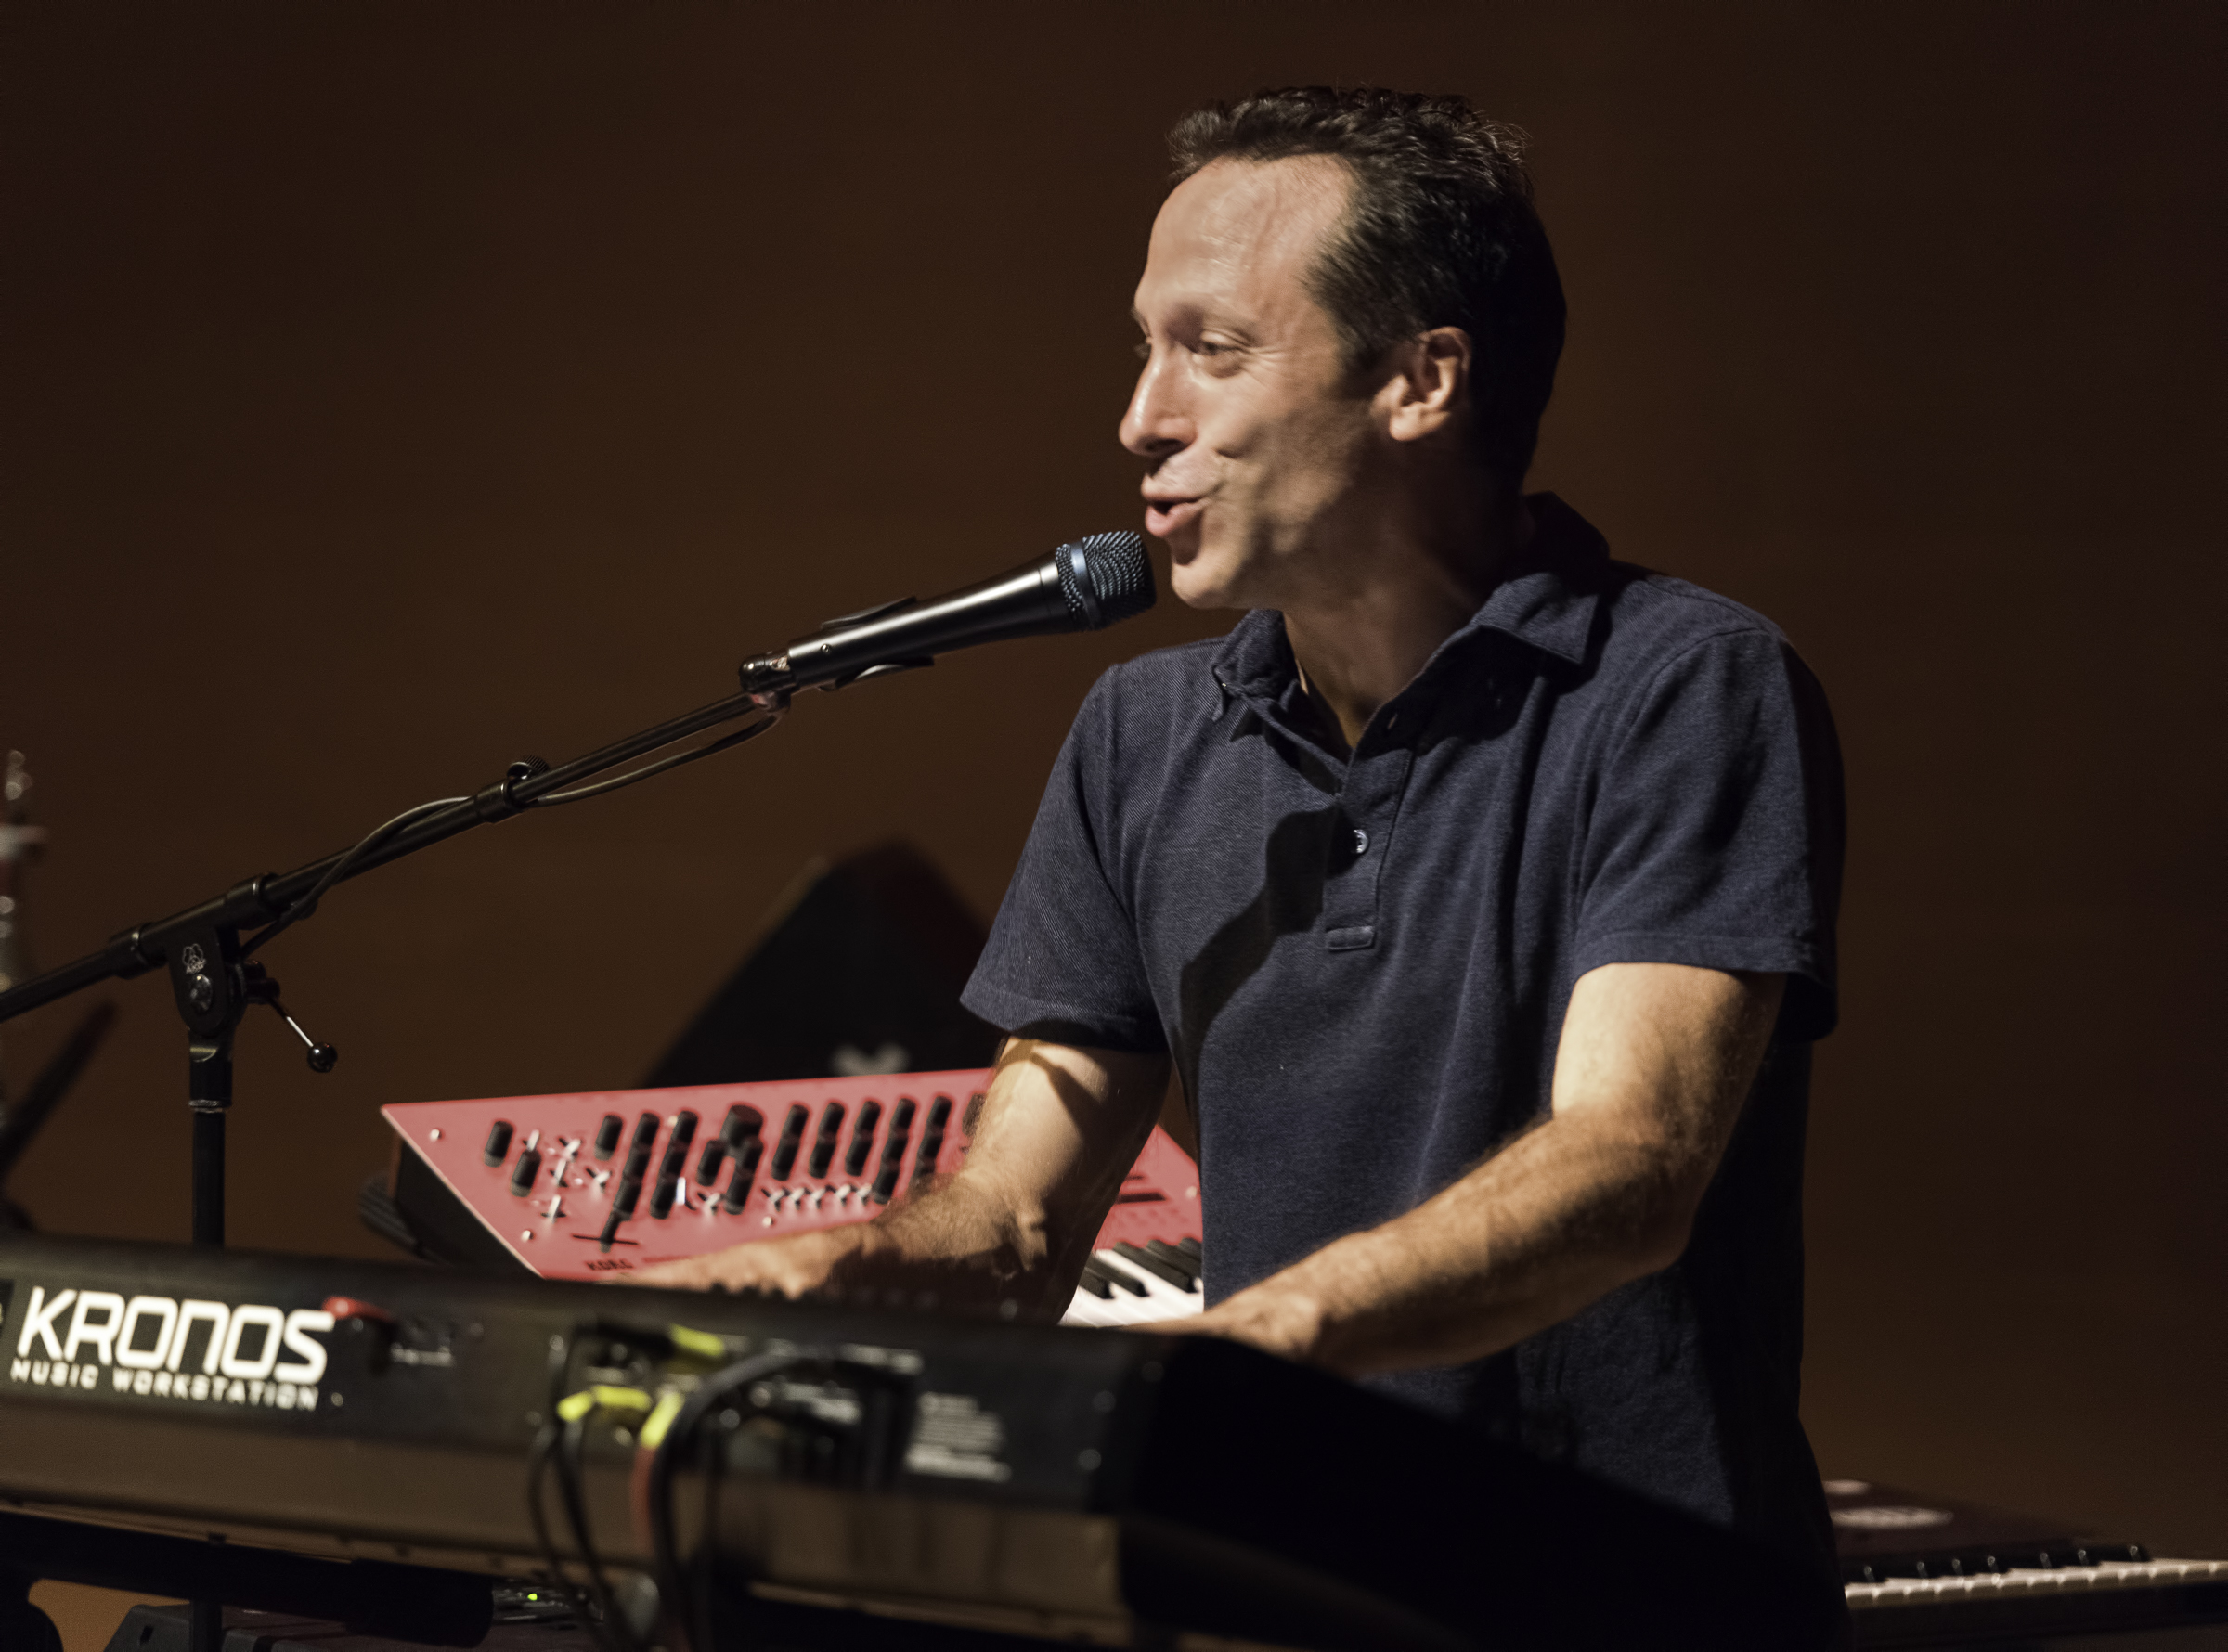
[1162, 962, 1784, 1375]
[630, 1039, 1170, 1314]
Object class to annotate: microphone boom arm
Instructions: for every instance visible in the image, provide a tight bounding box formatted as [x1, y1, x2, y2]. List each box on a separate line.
[0, 528, 1148, 1253]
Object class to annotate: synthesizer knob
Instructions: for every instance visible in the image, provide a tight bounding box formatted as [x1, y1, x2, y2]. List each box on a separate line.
[482, 1120, 514, 1167]
[508, 1146, 541, 1197]
[612, 1170, 643, 1221]
[693, 1137, 729, 1187]
[593, 1114, 623, 1160]
[656, 1136, 690, 1188]
[649, 1170, 679, 1220]
[807, 1103, 847, 1179]
[843, 1099, 883, 1177]
[670, 1109, 699, 1150]
[870, 1100, 916, 1204]
[629, 1112, 661, 1156]
[719, 1105, 763, 1148]
[720, 1137, 763, 1214]
[769, 1103, 810, 1181]
[912, 1095, 953, 1191]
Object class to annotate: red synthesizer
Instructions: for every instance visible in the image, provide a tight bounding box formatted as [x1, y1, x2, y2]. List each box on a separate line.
[381, 1068, 1204, 1319]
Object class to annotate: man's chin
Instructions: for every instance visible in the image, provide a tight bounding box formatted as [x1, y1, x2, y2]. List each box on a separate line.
[1168, 560, 1248, 613]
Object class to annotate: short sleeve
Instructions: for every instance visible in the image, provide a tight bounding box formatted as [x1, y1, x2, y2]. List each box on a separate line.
[1572, 629, 1845, 1040]
[961, 668, 1169, 1052]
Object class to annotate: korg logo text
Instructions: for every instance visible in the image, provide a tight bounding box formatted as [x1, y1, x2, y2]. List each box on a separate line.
[7, 1285, 332, 1413]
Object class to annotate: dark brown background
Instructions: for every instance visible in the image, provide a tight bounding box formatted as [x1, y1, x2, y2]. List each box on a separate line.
[4, 0, 2222, 1557]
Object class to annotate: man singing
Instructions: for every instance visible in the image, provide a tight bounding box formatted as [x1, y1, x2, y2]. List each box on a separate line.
[644, 86, 1845, 1584]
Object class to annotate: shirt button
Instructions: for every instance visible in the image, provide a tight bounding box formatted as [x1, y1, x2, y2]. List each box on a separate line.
[1352, 828, 1369, 858]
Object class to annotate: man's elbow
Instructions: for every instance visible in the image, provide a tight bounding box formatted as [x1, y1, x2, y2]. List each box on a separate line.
[1626, 1206, 1698, 1278]
[1617, 1165, 1714, 1278]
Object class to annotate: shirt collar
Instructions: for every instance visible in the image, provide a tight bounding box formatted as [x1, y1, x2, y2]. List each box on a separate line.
[1209, 492, 1611, 709]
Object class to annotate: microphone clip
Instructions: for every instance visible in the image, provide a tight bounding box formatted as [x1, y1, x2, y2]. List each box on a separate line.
[736, 652, 797, 704]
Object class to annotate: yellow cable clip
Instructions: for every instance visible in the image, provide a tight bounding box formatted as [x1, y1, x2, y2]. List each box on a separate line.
[668, 1324, 729, 1364]
[639, 1388, 687, 1452]
[555, 1384, 654, 1425]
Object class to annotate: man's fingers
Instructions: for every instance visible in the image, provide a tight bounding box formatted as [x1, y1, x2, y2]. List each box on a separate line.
[623, 1258, 707, 1287]
[608, 1233, 846, 1297]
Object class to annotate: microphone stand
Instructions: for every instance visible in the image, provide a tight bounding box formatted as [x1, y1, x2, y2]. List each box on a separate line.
[0, 673, 793, 1251]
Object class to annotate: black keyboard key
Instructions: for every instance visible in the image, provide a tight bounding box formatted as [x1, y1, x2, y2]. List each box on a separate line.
[1145, 1239, 1201, 1283]
[1089, 1256, 1148, 1297]
[1114, 1241, 1195, 1292]
[1075, 1266, 1114, 1300]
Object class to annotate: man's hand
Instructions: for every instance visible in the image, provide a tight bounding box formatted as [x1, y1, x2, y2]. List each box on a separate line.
[630, 1220, 867, 1295]
[1142, 962, 1784, 1375]
[626, 1039, 1171, 1309]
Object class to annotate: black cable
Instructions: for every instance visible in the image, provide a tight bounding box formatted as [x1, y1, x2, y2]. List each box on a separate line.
[529, 714, 781, 807]
[240, 795, 466, 960]
[554, 1416, 637, 1652]
[525, 1422, 592, 1633]
[525, 1323, 641, 1652]
[645, 1349, 810, 1652]
[693, 1410, 728, 1652]
[238, 708, 779, 961]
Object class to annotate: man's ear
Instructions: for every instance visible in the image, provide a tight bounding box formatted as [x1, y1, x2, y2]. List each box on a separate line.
[1382, 326, 1472, 443]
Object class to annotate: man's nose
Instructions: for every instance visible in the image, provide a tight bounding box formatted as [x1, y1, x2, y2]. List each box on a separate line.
[1120, 355, 1189, 458]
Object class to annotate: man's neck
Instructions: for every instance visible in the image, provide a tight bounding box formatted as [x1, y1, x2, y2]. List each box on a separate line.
[1284, 494, 1532, 755]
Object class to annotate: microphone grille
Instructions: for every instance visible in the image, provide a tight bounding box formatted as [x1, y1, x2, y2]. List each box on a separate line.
[1056, 531, 1157, 630]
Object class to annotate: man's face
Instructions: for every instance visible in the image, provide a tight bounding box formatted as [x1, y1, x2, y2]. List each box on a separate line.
[1121, 157, 1387, 613]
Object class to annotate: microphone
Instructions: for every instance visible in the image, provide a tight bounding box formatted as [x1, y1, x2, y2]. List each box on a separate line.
[742, 531, 1155, 694]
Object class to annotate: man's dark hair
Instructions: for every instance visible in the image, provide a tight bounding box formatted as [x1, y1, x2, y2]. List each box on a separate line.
[1169, 86, 1565, 485]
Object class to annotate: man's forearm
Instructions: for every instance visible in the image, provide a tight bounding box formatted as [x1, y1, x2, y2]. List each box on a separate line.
[1206, 1107, 1695, 1376]
[629, 1039, 1169, 1308]
[1172, 964, 1782, 1376]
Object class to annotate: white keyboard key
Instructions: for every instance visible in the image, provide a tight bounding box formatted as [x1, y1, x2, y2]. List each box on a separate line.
[1061, 1248, 1204, 1327]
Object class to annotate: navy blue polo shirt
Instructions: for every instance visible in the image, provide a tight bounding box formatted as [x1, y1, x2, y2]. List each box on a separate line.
[962, 494, 1845, 1576]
